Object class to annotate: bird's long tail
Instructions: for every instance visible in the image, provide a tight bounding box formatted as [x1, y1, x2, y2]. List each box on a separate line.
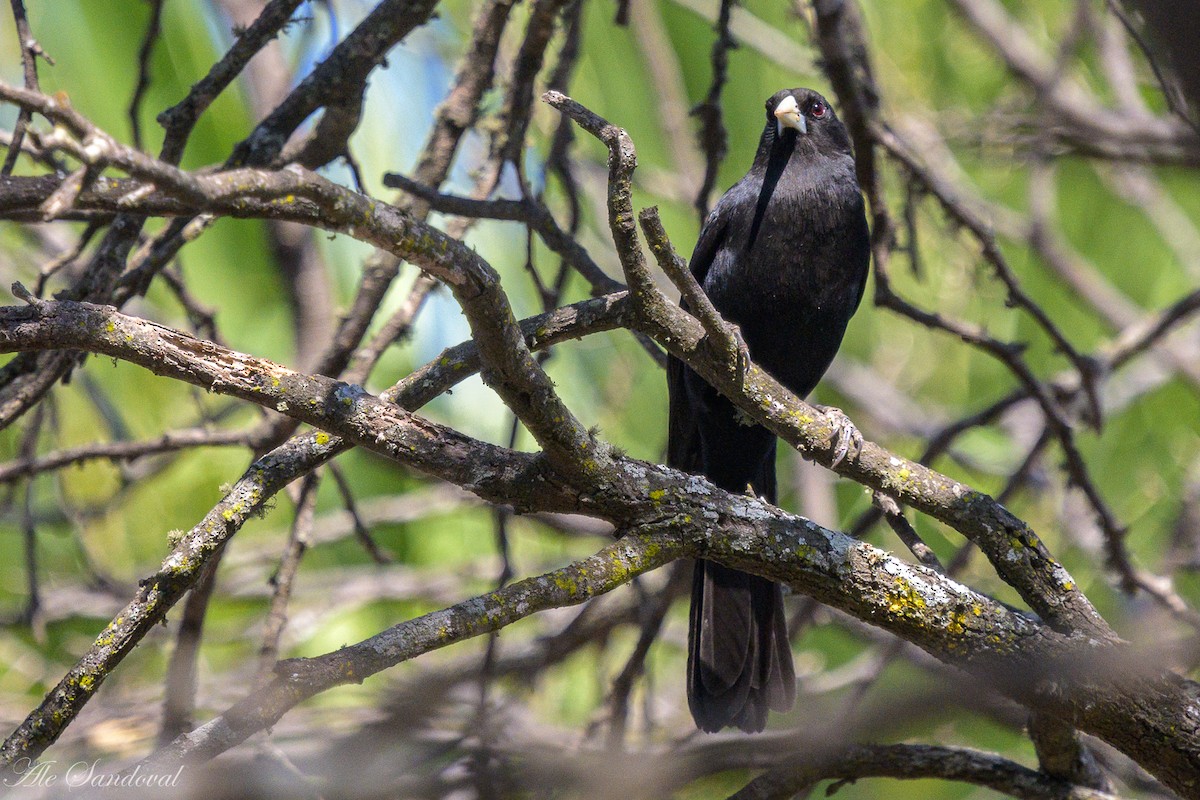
[670, 355, 797, 731]
[687, 559, 796, 732]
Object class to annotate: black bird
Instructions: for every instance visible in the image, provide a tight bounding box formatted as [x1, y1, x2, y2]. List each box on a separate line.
[670, 88, 871, 732]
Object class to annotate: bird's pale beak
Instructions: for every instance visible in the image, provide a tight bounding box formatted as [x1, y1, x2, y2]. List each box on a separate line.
[774, 95, 807, 135]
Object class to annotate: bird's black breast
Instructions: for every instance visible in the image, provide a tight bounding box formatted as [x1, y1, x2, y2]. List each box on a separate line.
[698, 154, 870, 398]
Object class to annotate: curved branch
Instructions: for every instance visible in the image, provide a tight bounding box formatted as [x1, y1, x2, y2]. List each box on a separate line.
[0, 80, 605, 483]
[728, 743, 1118, 800]
[544, 90, 1108, 638]
[140, 526, 686, 767]
[0, 430, 344, 767]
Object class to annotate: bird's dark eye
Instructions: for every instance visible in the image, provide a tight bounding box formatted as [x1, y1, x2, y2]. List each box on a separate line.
[809, 101, 827, 119]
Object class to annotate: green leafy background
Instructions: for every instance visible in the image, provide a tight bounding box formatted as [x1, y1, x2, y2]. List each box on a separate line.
[0, 1, 1196, 795]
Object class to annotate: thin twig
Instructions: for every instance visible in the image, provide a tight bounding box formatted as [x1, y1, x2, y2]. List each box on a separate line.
[128, 0, 165, 151]
[328, 464, 390, 564]
[2, 0, 52, 176]
[691, 0, 735, 220]
[258, 470, 321, 674]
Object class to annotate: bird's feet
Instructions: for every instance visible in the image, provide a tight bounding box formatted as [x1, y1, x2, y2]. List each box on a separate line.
[727, 322, 751, 389]
[814, 404, 862, 468]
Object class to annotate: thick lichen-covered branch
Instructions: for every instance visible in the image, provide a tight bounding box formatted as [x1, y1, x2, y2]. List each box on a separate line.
[3, 300, 1200, 787]
[0, 288, 628, 765]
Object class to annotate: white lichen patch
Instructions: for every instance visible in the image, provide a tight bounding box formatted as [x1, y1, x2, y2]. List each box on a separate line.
[880, 557, 975, 607]
[822, 530, 855, 562]
[623, 462, 650, 481]
[334, 383, 368, 405]
[730, 498, 773, 522]
[1052, 563, 1077, 590]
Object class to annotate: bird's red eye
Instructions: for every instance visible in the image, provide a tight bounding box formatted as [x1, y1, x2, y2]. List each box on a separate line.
[809, 101, 827, 118]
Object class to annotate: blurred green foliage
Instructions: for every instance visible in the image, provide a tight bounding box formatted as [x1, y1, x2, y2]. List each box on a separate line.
[0, 0, 1197, 795]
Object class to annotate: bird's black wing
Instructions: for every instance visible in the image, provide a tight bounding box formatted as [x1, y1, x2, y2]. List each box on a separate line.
[666, 200, 733, 473]
[688, 196, 737, 289]
[666, 355, 700, 472]
[668, 183, 796, 733]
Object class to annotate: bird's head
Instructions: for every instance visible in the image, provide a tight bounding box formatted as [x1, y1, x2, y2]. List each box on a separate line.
[763, 88, 852, 157]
